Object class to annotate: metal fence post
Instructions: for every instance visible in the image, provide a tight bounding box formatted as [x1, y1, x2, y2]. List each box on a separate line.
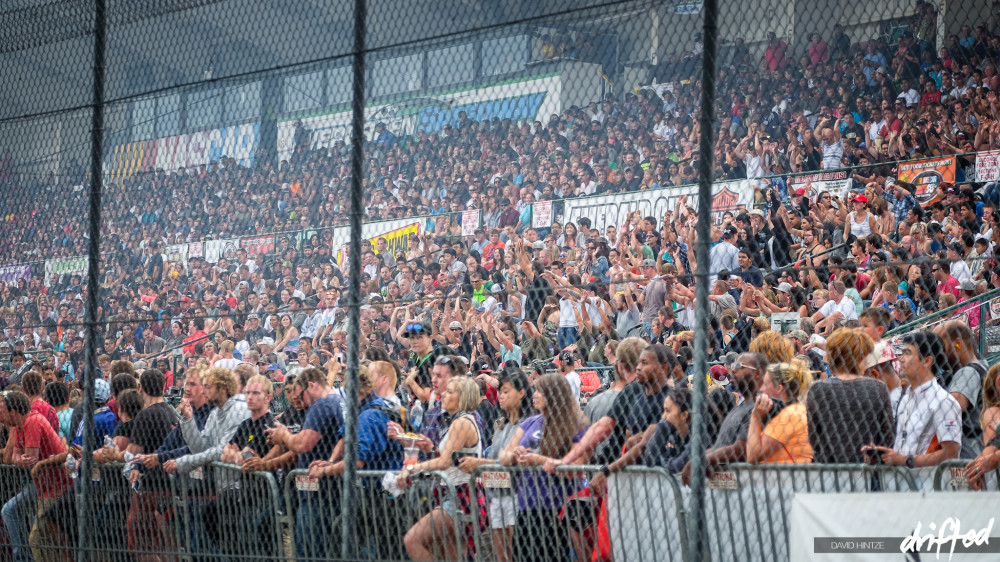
[688, 0, 718, 559]
[77, 2, 107, 560]
[340, 0, 368, 558]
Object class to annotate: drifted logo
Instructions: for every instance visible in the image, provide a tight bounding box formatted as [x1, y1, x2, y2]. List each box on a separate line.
[900, 517, 994, 559]
[712, 187, 741, 212]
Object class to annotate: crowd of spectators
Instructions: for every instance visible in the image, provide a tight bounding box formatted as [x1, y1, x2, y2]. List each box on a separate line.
[2, 4, 1000, 561]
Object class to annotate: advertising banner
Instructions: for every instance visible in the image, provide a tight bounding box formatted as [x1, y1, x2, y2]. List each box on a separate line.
[240, 235, 275, 257]
[0, 264, 31, 284]
[369, 222, 420, 258]
[104, 122, 261, 182]
[203, 238, 241, 264]
[788, 170, 852, 201]
[897, 156, 956, 205]
[977, 150, 1000, 182]
[277, 75, 561, 162]
[789, 492, 1000, 561]
[44, 256, 88, 286]
[563, 179, 754, 234]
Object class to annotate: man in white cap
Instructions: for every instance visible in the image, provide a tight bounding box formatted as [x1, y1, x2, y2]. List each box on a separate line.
[257, 337, 285, 371]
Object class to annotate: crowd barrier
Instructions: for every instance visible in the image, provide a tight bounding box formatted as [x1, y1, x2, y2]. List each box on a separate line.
[0, 459, 996, 561]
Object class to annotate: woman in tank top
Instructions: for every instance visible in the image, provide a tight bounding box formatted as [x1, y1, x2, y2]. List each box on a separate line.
[847, 193, 876, 238]
[398, 376, 484, 561]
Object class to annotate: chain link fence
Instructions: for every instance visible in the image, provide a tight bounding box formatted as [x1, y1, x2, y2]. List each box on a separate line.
[2, 0, 1000, 560]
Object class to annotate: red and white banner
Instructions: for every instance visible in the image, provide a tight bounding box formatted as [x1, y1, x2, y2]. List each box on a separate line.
[461, 209, 480, 237]
[977, 150, 1000, 182]
[533, 201, 553, 228]
[240, 235, 274, 257]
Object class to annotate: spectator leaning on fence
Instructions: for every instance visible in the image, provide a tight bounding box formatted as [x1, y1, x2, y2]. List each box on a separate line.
[264, 366, 343, 560]
[399, 375, 483, 562]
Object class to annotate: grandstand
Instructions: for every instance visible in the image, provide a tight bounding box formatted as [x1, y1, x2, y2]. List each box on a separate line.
[0, 0, 997, 560]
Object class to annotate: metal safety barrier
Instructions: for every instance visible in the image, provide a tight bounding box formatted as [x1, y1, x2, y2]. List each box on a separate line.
[606, 466, 689, 562]
[468, 463, 598, 562]
[698, 463, 917, 562]
[932, 458, 1000, 492]
[283, 467, 464, 562]
[174, 461, 284, 561]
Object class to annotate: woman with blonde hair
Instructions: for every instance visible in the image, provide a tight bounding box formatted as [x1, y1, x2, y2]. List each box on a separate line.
[980, 363, 1000, 445]
[748, 330, 794, 364]
[806, 328, 894, 463]
[400, 376, 485, 561]
[747, 361, 814, 464]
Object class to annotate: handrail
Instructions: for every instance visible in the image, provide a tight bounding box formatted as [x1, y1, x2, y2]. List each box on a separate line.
[884, 285, 1000, 341]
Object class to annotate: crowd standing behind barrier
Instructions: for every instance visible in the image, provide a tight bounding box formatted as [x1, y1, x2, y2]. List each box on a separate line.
[4, 4, 1000, 561]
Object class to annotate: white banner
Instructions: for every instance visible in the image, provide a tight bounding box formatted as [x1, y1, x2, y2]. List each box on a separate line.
[44, 256, 88, 286]
[977, 150, 1000, 182]
[164, 244, 188, 265]
[563, 179, 754, 234]
[790, 492, 1000, 561]
[203, 237, 241, 264]
[788, 170, 852, 201]
[188, 241, 203, 259]
[461, 209, 480, 237]
[533, 201, 553, 228]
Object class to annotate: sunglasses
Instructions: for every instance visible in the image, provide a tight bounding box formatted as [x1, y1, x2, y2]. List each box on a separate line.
[405, 323, 426, 333]
[450, 328, 462, 332]
[435, 355, 454, 365]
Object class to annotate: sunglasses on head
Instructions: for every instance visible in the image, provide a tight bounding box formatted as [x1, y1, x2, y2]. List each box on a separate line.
[405, 323, 426, 333]
[436, 355, 454, 365]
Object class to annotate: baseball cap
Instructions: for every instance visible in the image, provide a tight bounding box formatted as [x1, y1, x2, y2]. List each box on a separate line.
[865, 341, 897, 370]
[787, 329, 809, 343]
[793, 188, 806, 196]
[641, 259, 656, 268]
[776, 282, 792, 294]
[257, 337, 275, 347]
[559, 350, 575, 364]
[448, 321, 463, 330]
[491, 284, 503, 294]
[709, 365, 730, 386]
[854, 194, 868, 203]
[95, 378, 111, 404]
[238, 281, 249, 290]
[532, 240, 545, 250]
[401, 320, 431, 338]
[960, 279, 976, 292]
[247, 313, 260, 321]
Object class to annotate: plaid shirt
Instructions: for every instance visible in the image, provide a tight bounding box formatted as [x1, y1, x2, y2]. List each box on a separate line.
[882, 187, 916, 228]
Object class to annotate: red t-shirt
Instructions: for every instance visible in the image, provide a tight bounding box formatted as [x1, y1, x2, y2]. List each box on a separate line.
[31, 399, 59, 434]
[937, 275, 960, 298]
[16, 412, 68, 497]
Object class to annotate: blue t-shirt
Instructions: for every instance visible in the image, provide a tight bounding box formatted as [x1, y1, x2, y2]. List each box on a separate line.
[348, 395, 402, 483]
[516, 414, 588, 511]
[72, 407, 117, 448]
[297, 393, 345, 470]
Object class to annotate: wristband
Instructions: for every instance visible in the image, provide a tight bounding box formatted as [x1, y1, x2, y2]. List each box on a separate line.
[601, 465, 611, 477]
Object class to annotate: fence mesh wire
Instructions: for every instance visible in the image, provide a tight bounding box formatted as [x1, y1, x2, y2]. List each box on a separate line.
[1, 0, 1000, 561]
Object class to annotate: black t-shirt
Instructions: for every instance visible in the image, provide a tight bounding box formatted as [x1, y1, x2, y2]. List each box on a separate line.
[600, 380, 671, 465]
[113, 419, 134, 441]
[230, 412, 276, 458]
[277, 406, 306, 434]
[406, 346, 452, 392]
[131, 401, 178, 491]
[132, 402, 177, 453]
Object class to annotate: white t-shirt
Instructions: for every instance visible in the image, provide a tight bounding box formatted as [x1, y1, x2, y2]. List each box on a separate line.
[818, 295, 858, 321]
[564, 371, 582, 403]
[213, 358, 241, 370]
[820, 139, 844, 169]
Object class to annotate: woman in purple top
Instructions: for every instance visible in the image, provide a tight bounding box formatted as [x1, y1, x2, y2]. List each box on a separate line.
[500, 373, 589, 562]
